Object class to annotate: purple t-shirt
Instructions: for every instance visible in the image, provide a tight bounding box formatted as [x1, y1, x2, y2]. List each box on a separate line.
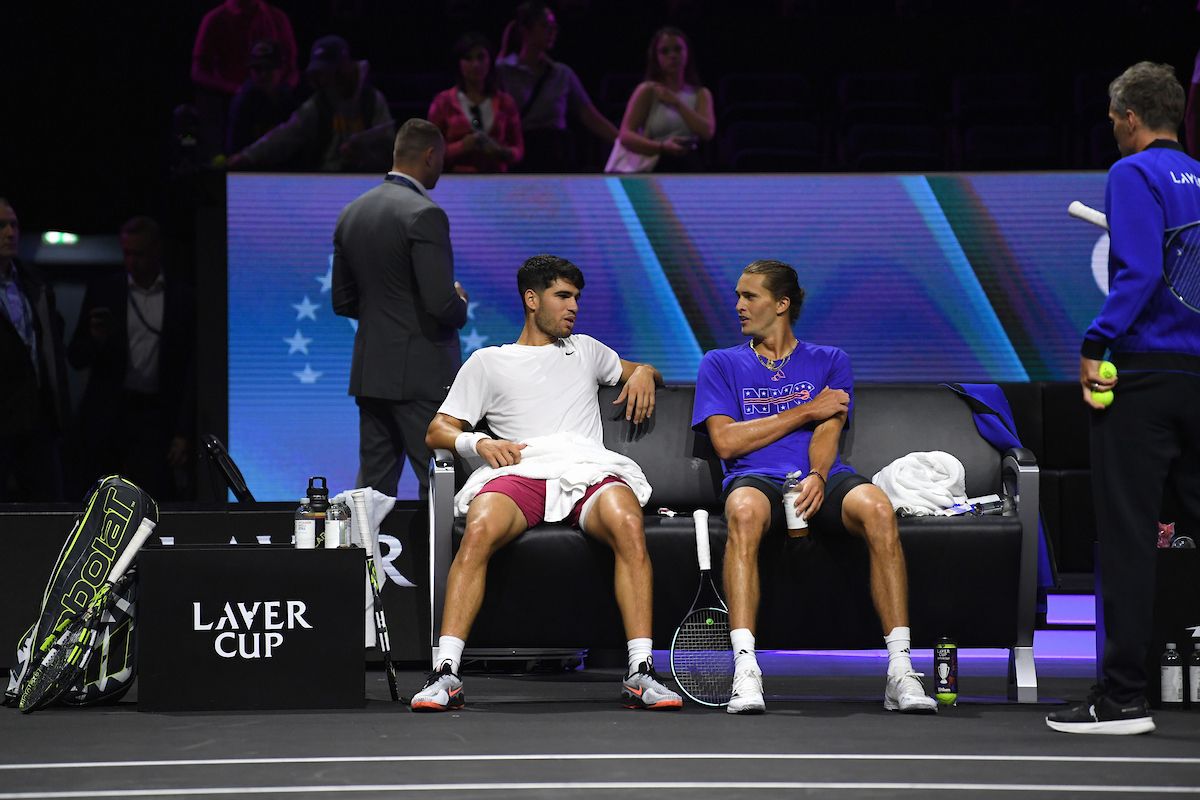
[691, 340, 855, 489]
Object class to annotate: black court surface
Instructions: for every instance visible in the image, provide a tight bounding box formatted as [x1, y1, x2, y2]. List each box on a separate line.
[2, 655, 1199, 799]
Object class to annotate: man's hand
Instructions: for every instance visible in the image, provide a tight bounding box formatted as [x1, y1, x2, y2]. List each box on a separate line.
[1080, 356, 1117, 410]
[791, 473, 826, 521]
[476, 438, 527, 468]
[614, 364, 656, 423]
[806, 386, 849, 423]
[455, 280, 469, 303]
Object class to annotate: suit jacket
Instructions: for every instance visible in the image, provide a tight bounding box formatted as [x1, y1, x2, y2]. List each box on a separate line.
[0, 259, 68, 438]
[332, 177, 467, 402]
[67, 272, 196, 437]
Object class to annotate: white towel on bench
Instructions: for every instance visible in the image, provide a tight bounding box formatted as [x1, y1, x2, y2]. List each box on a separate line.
[454, 431, 652, 520]
[871, 450, 967, 516]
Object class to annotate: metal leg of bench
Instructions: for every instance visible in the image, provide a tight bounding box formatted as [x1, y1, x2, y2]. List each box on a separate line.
[1008, 646, 1038, 703]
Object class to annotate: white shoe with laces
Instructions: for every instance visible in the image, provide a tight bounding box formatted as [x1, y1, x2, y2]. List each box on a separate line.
[726, 667, 766, 714]
[884, 669, 938, 713]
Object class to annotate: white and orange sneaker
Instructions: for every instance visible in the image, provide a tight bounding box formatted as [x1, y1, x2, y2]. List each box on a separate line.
[410, 663, 465, 712]
[621, 659, 683, 709]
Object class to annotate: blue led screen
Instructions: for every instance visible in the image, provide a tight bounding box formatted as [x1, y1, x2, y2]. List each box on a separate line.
[228, 172, 1109, 500]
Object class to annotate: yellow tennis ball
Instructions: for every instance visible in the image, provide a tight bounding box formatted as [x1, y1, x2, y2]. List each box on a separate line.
[1092, 389, 1114, 407]
[1098, 361, 1117, 380]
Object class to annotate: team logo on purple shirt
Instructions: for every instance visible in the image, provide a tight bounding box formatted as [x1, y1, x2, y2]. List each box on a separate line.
[741, 381, 816, 416]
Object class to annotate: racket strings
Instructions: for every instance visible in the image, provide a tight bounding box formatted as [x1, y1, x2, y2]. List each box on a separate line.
[1166, 226, 1200, 310]
[672, 609, 734, 705]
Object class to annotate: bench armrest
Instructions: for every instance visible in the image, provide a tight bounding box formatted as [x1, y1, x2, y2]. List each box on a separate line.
[428, 448, 457, 654]
[1001, 449, 1039, 650]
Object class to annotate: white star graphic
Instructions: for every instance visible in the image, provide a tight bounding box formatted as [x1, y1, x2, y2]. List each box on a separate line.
[317, 263, 333, 293]
[294, 364, 323, 384]
[467, 301, 480, 321]
[462, 327, 489, 354]
[284, 329, 312, 355]
[292, 295, 318, 321]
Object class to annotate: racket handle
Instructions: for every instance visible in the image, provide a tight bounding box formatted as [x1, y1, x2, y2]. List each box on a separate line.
[349, 489, 374, 552]
[1068, 200, 1108, 231]
[694, 509, 711, 572]
[107, 517, 156, 584]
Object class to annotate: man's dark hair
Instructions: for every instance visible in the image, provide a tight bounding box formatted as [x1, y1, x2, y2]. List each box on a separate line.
[744, 259, 805, 323]
[517, 254, 584, 304]
[516, 1, 550, 30]
[453, 32, 498, 96]
[1109, 62, 1185, 132]
[120, 215, 162, 242]
[393, 118, 444, 163]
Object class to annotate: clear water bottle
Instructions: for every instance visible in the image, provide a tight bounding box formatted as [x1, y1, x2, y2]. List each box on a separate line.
[1188, 644, 1200, 707]
[1161, 642, 1183, 705]
[782, 471, 808, 537]
[325, 501, 352, 549]
[294, 497, 316, 549]
[934, 637, 958, 706]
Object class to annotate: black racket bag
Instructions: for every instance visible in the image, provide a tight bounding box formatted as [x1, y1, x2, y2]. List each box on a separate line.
[3, 475, 158, 707]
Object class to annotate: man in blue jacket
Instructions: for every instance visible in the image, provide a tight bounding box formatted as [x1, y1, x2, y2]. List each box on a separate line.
[1047, 62, 1200, 735]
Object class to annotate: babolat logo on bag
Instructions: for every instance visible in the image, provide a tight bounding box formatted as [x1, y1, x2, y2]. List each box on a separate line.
[191, 600, 314, 659]
[3, 475, 158, 708]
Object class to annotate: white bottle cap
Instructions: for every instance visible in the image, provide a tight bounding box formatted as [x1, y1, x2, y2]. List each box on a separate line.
[1166, 642, 1177, 649]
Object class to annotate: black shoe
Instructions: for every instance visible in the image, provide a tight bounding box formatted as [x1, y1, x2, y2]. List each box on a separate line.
[1046, 687, 1155, 735]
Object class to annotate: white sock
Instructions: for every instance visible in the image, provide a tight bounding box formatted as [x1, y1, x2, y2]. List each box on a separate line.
[731, 627, 760, 673]
[437, 635, 465, 675]
[885, 626, 913, 675]
[627, 637, 653, 674]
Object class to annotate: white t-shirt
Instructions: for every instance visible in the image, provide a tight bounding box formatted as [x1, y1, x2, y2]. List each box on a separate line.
[439, 334, 623, 445]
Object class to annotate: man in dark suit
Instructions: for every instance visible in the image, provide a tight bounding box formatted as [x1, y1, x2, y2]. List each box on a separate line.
[68, 216, 196, 500]
[333, 119, 468, 498]
[0, 198, 69, 501]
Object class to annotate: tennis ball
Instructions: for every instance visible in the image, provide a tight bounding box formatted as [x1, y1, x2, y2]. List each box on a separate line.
[1098, 361, 1117, 380]
[1092, 389, 1114, 407]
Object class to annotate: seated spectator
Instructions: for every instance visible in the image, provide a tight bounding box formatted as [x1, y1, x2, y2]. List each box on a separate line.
[68, 217, 196, 501]
[228, 35, 393, 173]
[0, 198, 68, 502]
[495, 2, 617, 172]
[191, 0, 298, 157]
[606, 26, 714, 173]
[429, 33, 524, 173]
[226, 39, 303, 154]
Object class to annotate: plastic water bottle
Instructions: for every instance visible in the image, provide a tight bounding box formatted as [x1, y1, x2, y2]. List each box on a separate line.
[1188, 644, 1200, 707]
[325, 501, 351, 549]
[305, 477, 330, 546]
[294, 497, 316, 549]
[934, 637, 958, 706]
[1161, 643, 1183, 705]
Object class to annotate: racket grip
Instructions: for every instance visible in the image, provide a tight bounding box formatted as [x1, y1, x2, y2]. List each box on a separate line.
[694, 509, 711, 571]
[1068, 200, 1108, 231]
[349, 489, 374, 552]
[107, 517, 156, 584]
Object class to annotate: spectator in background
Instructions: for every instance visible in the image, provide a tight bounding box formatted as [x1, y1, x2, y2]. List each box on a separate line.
[0, 198, 68, 502]
[229, 35, 394, 173]
[495, 2, 617, 172]
[429, 33, 524, 173]
[68, 217, 196, 501]
[226, 40, 303, 155]
[191, 0, 298, 157]
[606, 26, 714, 173]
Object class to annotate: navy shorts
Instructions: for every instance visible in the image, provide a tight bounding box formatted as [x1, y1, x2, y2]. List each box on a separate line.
[723, 471, 872, 537]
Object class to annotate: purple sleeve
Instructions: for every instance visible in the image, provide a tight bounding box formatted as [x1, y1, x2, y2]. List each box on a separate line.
[825, 347, 855, 425]
[691, 352, 739, 431]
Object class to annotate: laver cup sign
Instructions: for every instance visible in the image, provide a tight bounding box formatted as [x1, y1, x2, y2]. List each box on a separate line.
[192, 600, 313, 659]
[138, 547, 364, 711]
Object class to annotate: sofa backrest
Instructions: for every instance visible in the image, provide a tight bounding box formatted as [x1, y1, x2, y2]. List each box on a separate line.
[599, 383, 1005, 510]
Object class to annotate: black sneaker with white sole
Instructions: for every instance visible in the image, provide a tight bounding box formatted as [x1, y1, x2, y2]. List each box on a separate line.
[1045, 689, 1155, 735]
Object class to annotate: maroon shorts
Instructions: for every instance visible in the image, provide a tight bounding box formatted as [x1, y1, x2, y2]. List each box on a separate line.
[476, 474, 629, 529]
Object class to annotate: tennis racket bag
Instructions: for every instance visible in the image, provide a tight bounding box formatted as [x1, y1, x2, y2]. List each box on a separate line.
[3, 475, 158, 708]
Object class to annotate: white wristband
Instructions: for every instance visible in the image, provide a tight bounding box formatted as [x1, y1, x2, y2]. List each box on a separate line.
[454, 431, 488, 458]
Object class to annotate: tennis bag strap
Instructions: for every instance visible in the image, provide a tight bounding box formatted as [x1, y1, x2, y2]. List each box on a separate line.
[3, 475, 159, 707]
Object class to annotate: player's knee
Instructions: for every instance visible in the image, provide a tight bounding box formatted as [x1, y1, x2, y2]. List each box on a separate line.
[860, 499, 899, 545]
[607, 509, 648, 557]
[458, 519, 505, 561]
[725, 498, 768, 544]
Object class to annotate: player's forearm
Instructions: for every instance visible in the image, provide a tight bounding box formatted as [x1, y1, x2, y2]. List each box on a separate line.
[425, 415, 466, 452]
[711, 405, 816, 460]
[806, 419, 843, 479]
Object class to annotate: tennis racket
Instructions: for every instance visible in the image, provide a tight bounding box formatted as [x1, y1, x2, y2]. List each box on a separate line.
[669, 509, 733, 707]
[350, 489, 399, 701]
[19, 516, 156, 713]
[1069, 201, 1200, 313]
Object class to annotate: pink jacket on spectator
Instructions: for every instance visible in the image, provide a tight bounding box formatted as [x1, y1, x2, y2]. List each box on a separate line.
[192, 0, 298, 95]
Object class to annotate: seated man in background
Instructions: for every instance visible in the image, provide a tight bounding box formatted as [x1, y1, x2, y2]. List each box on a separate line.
[413, 254, 681, 712]
[691, 259, 937, 715]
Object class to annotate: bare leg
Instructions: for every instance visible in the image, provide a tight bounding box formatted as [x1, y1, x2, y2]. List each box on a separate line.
[840, 482, 909, 633]
[581, 485, 652, 640]
[723, 487, 773, 632]
[439, 492, 528, 640]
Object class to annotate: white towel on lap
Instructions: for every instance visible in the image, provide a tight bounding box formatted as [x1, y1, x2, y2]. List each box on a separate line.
[454, 432, 652, 520]
[871, 451, 967, 516]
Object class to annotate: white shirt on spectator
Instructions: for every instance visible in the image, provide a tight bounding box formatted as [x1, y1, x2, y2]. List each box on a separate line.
[125, 273, 164, 393]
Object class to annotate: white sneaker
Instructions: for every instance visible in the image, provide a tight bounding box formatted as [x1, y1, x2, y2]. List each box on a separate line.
[884, 670, 938, 713]
[726, 668, 766, 714]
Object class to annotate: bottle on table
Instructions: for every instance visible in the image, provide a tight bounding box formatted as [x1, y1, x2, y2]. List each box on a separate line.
[1161, 642, 1183, 706]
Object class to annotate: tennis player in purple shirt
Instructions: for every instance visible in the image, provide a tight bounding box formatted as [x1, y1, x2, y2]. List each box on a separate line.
[691, 259, 937, 715]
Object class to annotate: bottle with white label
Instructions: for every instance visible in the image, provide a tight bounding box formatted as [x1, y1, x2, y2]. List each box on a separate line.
[325, 501, 351, 549]
[294, 497, 316, 549]
[1161, 642, 1183, 705]
[1188, 643, 1200, 707]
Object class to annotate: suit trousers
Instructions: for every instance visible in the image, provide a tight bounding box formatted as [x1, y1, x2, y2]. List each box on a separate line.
[1091, 370, 1200, 702]
[356, 396, 439, 499]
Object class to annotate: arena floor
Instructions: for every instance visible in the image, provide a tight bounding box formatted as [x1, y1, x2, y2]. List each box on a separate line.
[2, 653, 1198, 799]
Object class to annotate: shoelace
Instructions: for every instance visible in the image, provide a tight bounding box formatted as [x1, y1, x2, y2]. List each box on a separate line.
[422, 665, 454, 688]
